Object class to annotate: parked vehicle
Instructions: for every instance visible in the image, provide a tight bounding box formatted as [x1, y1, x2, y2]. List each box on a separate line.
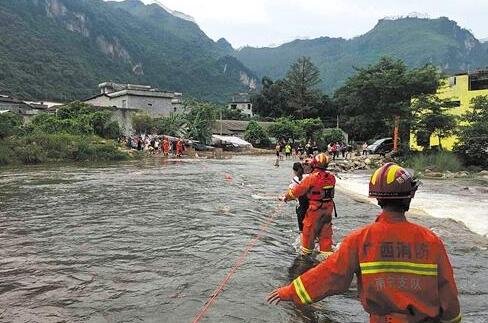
[191, 142, 215, 151]
[367, 138, 393, 155]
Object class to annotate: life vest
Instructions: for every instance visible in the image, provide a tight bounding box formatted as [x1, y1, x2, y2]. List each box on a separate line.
[306, 170, 336, 202]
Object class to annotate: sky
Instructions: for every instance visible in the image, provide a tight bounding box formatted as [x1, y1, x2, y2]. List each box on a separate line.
[135, 0, 488, 48]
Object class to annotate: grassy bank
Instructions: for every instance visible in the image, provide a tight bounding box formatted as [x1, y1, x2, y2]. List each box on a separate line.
[402, 151, 463, 173]
[0, 133, 130, 166]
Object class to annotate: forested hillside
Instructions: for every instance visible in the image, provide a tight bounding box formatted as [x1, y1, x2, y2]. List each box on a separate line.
[235, 17, 488, 92]
[0, 0, 256, 102]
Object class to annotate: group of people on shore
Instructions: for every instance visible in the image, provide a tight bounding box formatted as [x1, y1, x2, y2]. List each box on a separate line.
[275, 140, 354, 163]
[267, 151, 462, 323]
[275, 141, 319, 161]
[327, 142, 353, 160]
[123, 135, 185, 157]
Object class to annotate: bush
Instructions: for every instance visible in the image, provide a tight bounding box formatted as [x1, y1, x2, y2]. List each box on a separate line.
[403, 151, 463, 172]
[131, 112, 155, 134]
[0, 134, 128, 165]
[0, 144, 14, 165]
[453, 96, 488, 168]
[296, 118, 324, 141]
[30, 103, 121, 138]
[0, 112, 22, 139]
[267, 118, 304, 141]
[322, 128, 344, 146]
[244, 121, 271, 148]
[14, 144, 47, 164]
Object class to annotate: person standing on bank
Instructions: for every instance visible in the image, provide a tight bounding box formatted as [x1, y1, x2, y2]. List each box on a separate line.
[269, 163, 461, 323]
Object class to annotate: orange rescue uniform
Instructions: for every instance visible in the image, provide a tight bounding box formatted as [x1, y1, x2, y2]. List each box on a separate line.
[163, 139, 170, 155]
[284, 169, 336, 255]
[277, 212, 461, 323]
[176, 140, 183, 156]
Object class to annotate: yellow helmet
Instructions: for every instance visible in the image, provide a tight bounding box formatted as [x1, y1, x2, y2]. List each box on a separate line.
[311, 153, 331, 169]
[369, 163, 419, 199]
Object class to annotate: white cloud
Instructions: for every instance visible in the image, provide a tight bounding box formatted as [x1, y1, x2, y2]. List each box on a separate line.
[127, 0, 488, 47]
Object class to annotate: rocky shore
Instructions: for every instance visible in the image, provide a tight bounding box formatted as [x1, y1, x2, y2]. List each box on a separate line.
[329, 155, 488, 180]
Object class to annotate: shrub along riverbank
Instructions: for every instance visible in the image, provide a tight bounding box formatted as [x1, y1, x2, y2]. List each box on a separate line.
[0, 102, 131, 166]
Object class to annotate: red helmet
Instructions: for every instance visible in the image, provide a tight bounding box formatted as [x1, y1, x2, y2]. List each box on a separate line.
[311, 153, 331, 169]
[369, 163, 419, 199]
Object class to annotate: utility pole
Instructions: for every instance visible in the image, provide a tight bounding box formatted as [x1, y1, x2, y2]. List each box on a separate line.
[220, 110, 223, 136]
[393, 115, 400, 154]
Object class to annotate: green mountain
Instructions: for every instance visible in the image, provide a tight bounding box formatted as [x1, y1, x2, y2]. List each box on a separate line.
[235, 17, 488, 93]
[0, 0, 256, 102]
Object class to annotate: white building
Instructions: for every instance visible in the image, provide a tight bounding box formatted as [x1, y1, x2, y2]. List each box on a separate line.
[227, 93, 253, 117]
[84, 82, 182, 117]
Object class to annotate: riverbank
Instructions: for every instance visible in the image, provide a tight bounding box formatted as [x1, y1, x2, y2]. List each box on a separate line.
[0, 134, 139, 166]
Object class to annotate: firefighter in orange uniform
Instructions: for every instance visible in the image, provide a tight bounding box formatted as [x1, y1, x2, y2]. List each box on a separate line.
[176, 139, 184, 157]
[280, 153, 336, 259]
[162, 136, 170, 157]
[269, 163, 461, 323]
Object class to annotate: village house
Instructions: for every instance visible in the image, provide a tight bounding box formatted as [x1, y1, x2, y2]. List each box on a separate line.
[410, 69, 488, 150]
[212, 120, 274, 138]
[0, 95, 53, 122]
[84, 82, 183, 117]
[227, 93, 253, 118]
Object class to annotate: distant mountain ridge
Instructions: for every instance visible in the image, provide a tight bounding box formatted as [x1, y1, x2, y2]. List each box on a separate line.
[0, 0, 256, 102]
[234, 17, 488, 93]
[0, 2, 486, 103]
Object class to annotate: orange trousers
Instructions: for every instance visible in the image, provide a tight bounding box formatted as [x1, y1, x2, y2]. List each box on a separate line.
[301, 201, 333, 255]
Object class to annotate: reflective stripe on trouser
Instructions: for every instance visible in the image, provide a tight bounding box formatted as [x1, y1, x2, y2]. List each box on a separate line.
[370, 312, 461, 323]
[360, 261, 438, 276]
[441, 313, 462, 323]
[370, 313, 419, 323]
[292, 276, 313, 304]
[301, 203, 333, 254]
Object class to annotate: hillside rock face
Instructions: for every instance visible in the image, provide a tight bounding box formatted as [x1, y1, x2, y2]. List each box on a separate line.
[235, 17, 488, 93]
[0, 0, 256, 102]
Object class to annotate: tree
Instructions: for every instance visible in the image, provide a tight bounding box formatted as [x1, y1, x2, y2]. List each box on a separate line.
[334, 57, 440, 146]
[322, 129, 345, 146]
[411, 95, 458, 150]
[131, 112, 155, 134]
[296, 118, 324, 142]
[316, 94, 338, 128]
[252, 77, 291, 118]
[454, 95, 488, 168]
[267, 118, 304, 142]
[284, 57, 322, 118]
[244, 121, 271, 148]
[154, 114, 187, 138]
[0, 112, 22, 139]
[184, 101, 217, 144]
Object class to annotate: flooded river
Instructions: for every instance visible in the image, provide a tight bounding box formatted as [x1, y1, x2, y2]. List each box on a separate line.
[0, 157, 487, 322]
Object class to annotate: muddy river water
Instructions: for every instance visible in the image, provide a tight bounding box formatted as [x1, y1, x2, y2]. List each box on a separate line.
[0, 157, 487, 322]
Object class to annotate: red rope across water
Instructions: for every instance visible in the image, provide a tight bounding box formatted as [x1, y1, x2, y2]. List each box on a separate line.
[192, 202, 284, 323]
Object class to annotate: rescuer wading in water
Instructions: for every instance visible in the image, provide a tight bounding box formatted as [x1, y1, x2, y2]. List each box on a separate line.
[269, 163, 461, 323]
[280, 153, 336, 260]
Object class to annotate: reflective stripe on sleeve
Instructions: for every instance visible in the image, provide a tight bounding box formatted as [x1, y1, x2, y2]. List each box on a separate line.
[360, 261, 438, 276]
[287, 189, 296, 199]
[292, 277, 313, 304]
[441, 313, 462, 323]
[301, 246, 313, 255]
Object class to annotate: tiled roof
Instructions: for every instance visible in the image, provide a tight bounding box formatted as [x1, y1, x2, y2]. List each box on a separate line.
[212, 120, 274, 135]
